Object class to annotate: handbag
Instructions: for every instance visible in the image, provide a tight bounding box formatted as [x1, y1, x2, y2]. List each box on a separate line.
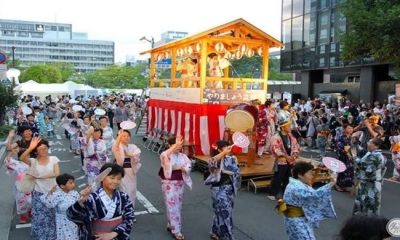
[17, 159, 37, 193]
[204, 158, 224, 185]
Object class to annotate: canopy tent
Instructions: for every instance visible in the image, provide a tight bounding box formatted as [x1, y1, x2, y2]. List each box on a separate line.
[15, 80, 98, 98]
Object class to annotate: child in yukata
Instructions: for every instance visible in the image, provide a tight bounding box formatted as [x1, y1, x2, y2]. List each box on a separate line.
[67, 163, 134, 240]
[45, 116, 55, 138]
[40, 173, 80, 240]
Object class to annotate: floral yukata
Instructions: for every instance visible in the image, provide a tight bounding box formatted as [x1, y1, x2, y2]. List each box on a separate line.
[159, 151, 192, 235]
[283, 178, 336, 240]
[206, 155, 240, 240]
[67, 187, 134, 240]
[40, 189, 80, 240]
[353, 149, 387, 216]
[5, 156, 32, 215]
[82, 138, 109, 183]
[335, 133, 355, 188]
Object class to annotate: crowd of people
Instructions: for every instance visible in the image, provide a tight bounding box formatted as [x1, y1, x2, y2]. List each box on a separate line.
[2, 92, 397, 240]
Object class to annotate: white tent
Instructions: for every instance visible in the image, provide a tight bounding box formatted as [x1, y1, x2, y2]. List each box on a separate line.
[16, 80, 98, 98]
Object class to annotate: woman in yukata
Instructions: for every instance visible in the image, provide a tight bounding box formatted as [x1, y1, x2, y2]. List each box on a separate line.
[205, 140, 240, 240]
[159, 135, 192, 240]
[277, 161, 336, 240]
[5, 146, 32, 224]
[112, 129, 141, 208]
[82, 127, 109, 183]
[353, 138, 387, 216]
[67, 163, 134, 240]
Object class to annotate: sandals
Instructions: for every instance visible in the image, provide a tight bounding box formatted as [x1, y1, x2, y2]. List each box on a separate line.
[173, 233, 185, 240]
[210, 233, 220, 240]
[166, 224, 184, 240]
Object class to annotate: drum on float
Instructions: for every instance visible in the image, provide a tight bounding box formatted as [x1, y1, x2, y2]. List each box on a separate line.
[224, 103, 258, 132]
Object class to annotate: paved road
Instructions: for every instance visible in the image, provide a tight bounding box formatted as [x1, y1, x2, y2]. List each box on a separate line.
[6, 127, 400, 240]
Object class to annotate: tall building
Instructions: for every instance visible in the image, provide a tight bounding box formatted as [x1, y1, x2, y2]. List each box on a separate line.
[0, 19, 114, 72]
[154, 31, 188, 47]
[280, 0, 396, 103]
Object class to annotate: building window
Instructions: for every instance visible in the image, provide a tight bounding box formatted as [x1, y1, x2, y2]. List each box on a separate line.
[282, 19, 292, 50]
[330, 42, 336, 53]
[51, 26, 57, 31]
[292, 16, 303, 49]
[319, 57, 325, 67]
[58, 26, 64, 32]
[282, 0, 292, 20]
[318, 11, 330, 44]
[304, 0, 311, 14]
[319, 0, 328, 9]
[293, 0, 304, 17]
[304, 14, 311, 47]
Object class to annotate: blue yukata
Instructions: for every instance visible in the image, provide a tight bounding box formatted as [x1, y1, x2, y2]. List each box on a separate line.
[206, 155, 240, 240]
[283, 178, 336, 240]
[67, 187, 134, 240]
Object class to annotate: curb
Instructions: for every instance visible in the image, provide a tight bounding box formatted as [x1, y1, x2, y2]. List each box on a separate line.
[0, 146, 14, 240]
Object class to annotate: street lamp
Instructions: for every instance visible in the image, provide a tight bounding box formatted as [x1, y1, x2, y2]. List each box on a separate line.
[11, 46, 16, 68]
[140, 36, 155, 48]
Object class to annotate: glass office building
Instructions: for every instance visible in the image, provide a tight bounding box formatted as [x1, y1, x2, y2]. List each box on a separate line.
[280, 0, 395, 103]
[0, 19, 114, 72]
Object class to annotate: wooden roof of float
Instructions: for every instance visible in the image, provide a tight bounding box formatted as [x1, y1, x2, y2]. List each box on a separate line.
[140, 18, 282, 55]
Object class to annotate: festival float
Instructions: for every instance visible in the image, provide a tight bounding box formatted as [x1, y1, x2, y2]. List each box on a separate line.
[140, 19, 329, 184]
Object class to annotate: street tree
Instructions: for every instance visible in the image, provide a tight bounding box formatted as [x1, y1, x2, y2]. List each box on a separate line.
[341, 0, 400, 75]
[0, 82, 18, 125]
[20, 64, 62, 83]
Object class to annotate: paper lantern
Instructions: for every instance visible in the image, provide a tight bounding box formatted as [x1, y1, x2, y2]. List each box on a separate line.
[157, 53, 163, 62]
[257, 47, 263, 56]
[195, 42, 201, 52]
[214, 42, 225, 52]
[246, 49, 255, 58]
[185, 46, 193, 55]
[223, 51, 232, 59]
[177, 48, 184, 57]
[239, 44, 247, 53]
[164, 51, 170, 59]
[235, 50, 243, 60]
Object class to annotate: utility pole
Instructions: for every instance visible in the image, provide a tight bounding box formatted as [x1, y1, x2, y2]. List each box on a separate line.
[11, 46, 16, 68]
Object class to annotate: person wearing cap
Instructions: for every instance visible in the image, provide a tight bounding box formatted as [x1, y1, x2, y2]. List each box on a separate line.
[205, 140, 240, 240]
[267, 111, 300, 201]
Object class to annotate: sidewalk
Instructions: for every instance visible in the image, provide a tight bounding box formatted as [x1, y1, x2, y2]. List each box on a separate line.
[0, 145, 14, 240]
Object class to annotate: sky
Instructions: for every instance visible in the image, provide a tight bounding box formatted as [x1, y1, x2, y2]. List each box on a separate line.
[0, 0, 282, 63]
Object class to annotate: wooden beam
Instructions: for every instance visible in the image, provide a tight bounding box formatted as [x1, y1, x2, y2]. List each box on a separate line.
[200, 40, 208, 103]
[171, 48, 177, 88]
[149, 54, 155, 87]
[261, 44, 269, 92]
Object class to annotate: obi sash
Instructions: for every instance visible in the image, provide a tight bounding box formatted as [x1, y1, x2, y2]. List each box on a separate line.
[276, 200, 305, 218]
[92, 216, 123, 235]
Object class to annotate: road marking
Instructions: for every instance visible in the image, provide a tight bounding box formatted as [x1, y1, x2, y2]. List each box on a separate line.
[56, 134, 62, 140]
[72, 169, 81, 173]
[135, 210, 148, 216]
[16, 223, 31, 229]
[60, 160, 71, 163]
[76, 175, 86, 180]
[78, 183, 87, 188]
[136, 191, 159, 214]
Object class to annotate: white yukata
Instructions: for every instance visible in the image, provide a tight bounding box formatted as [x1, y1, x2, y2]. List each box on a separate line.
[40, 189, 80, 240]
[102, 126, 114, 154]
[114, 143, 141, 206]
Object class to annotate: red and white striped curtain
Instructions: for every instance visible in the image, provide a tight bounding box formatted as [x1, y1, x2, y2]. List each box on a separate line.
[147, 99, 229, 155]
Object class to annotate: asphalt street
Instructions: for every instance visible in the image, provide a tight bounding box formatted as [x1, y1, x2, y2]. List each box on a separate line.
[5, 127, 400, 240]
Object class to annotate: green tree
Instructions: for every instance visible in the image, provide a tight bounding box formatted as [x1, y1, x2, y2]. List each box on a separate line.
[83, 64, 148, 89]
[48, 62, 75, 81]
[341, 0, 400, 75]
[20, 64, 62, 83]
[0, 82, 18, 125]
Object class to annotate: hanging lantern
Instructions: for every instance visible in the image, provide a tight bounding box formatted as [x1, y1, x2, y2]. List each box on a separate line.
[164, 51, 170, 59]
[177, 48, 184, 57]
[195, 42, 201, 52]
[214, 42, 225, 52]
[235, 50, 243, 60]
[257, 47, 263, 56]
[239, 44, 247, 53]
[223, 51, 232, 59]
[246, 49, 255, 58]
[185, 46, 193, 55]
[157, 53, 164, 62]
